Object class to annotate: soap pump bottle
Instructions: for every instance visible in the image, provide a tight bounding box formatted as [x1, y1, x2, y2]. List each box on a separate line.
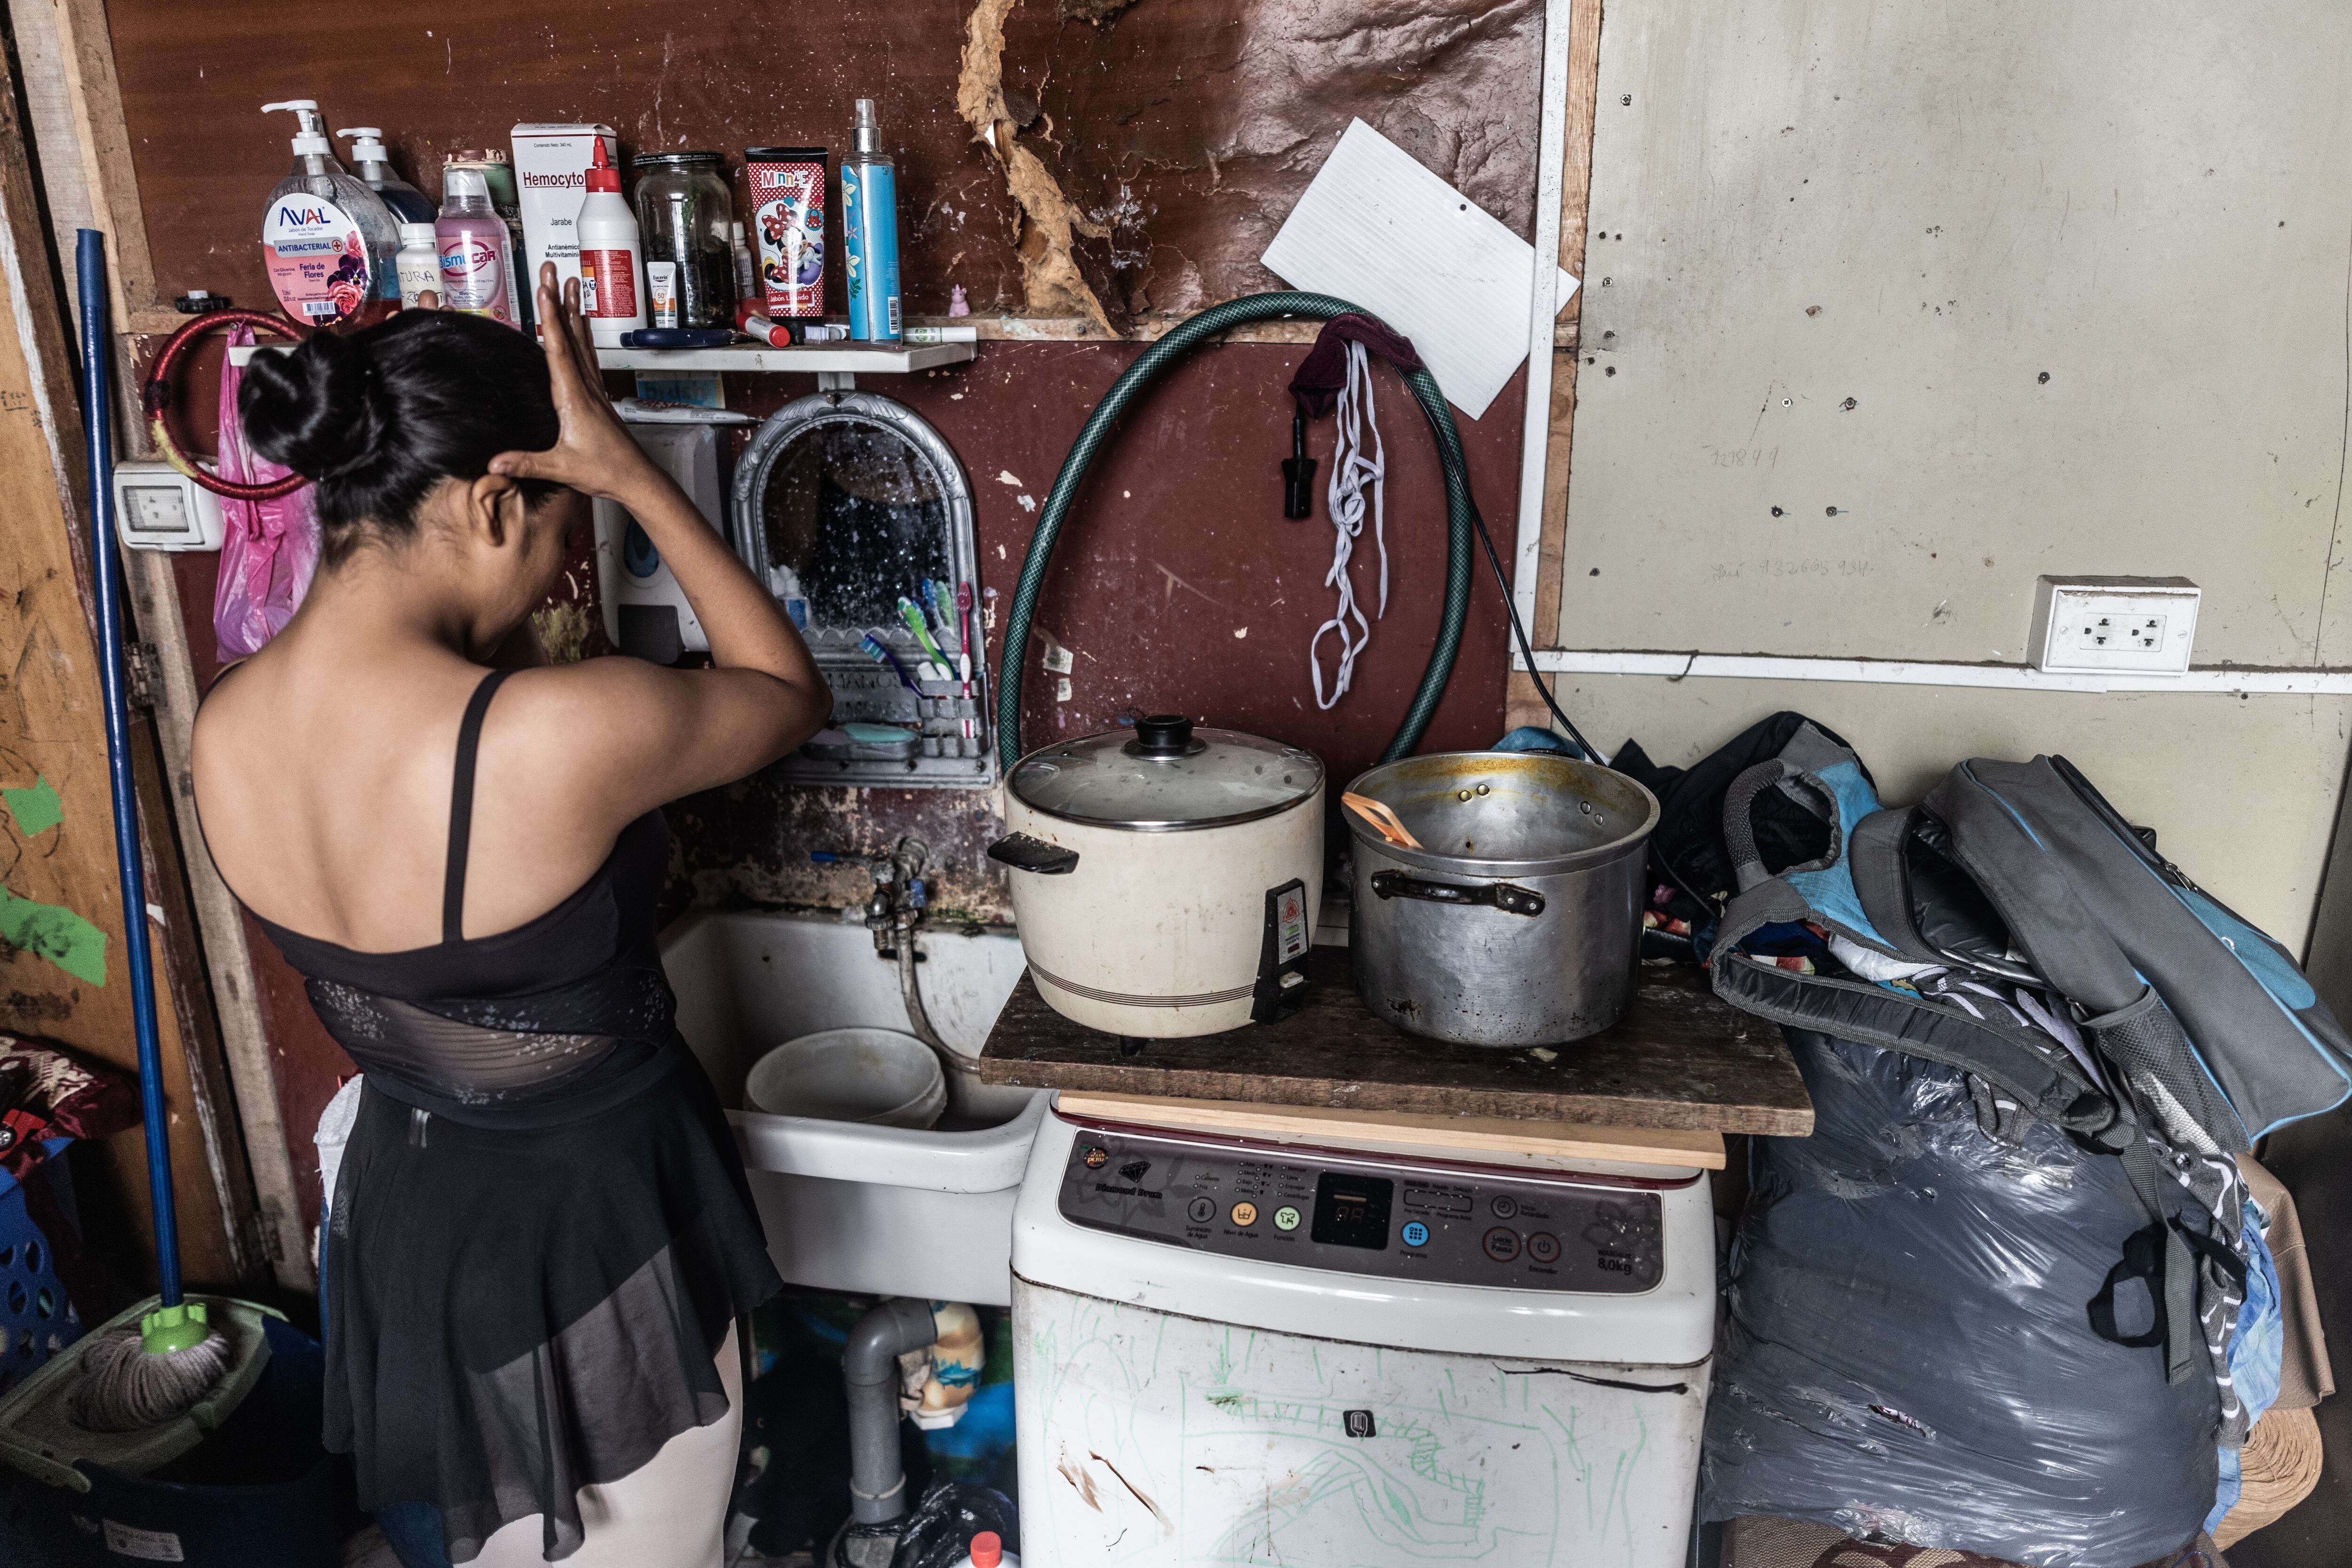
[261, 100, 402, 331]
[335, 127, 437, 224]
[841, 98, 902, 342]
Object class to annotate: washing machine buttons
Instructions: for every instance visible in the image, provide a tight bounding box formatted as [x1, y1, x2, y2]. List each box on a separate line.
[1526, 1232, 1561, 1264]
[1273, 1206, 1302, 1233]
[1400, 1221, 1430, 1247]
[1482, 1226, 1521, 1262]
[1230, 1202, 1259, 1227]
[1490, 1195, 1519, 1220]
[1186, 1197, 1216, 1225]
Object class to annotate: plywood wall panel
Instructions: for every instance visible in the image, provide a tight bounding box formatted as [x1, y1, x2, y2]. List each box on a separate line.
[1557, 0, 2352, 667]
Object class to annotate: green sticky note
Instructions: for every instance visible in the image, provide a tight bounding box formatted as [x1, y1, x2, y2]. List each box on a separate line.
[2, 776, 64, 838]
[0, 887, 108, 986]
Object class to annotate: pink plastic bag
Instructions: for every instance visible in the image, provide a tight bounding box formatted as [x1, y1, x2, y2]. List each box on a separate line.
[212, 325, 320, 658]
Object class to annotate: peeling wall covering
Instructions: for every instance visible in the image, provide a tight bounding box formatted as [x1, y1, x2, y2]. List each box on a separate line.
[110, 0, 1542, 325]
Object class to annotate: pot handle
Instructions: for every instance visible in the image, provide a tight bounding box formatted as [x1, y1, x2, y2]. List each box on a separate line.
[988, 832, 1081, 875]
[1370, 870, 1545, 917]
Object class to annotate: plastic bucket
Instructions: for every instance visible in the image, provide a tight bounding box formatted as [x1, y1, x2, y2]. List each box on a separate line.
[745, 1029, 947, 1129]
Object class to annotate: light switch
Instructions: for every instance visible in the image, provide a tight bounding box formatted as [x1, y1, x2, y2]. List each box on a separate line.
[111, 462, 226, 552]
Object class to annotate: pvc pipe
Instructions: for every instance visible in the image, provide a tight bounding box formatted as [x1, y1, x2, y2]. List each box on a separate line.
[843, 1296, 941, 1525]
[78, 229, 183, 1306]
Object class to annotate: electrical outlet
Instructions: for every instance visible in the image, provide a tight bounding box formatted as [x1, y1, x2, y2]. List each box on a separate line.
[2029, 576, 2199, 675]
[111, 461, 226, 551]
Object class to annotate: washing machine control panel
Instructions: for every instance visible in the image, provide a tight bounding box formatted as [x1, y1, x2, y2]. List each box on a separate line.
[1056, 1130, 1666, 1292]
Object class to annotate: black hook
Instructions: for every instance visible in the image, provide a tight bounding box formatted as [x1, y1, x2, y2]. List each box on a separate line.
[1281, 406, 1317, 520]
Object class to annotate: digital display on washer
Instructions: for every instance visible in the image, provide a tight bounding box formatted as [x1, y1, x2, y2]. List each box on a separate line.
[1310, 1173, 1391, 1250]
[1056, 1130, 1665, 1293]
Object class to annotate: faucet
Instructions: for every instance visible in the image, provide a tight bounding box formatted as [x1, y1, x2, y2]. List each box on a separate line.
[810, 838, 970, 1079]
[813, 837, 931, 959]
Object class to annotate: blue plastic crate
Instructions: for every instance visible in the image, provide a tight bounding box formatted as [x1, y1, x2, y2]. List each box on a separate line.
[0, 1156, 82, 1401]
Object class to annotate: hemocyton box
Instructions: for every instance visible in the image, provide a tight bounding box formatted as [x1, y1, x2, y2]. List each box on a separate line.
[511, 124, 620, 307]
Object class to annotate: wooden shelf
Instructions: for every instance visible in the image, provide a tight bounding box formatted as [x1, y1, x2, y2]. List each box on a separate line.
[226, 341, 975, 374]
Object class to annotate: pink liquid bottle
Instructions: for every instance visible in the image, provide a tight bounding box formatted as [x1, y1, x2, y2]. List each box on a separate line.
[435, 165, 521, 326]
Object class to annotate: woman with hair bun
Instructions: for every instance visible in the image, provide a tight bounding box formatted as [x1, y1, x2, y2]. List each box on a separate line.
[191, 268, 830, 1566]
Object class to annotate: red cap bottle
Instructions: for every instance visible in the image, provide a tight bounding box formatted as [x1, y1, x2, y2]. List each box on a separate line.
[585, 138, 621, 194]
[968, 1532, 1002, 1568]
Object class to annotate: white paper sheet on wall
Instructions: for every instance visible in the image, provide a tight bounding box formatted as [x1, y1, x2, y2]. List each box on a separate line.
[1262, 119, 1579, 421]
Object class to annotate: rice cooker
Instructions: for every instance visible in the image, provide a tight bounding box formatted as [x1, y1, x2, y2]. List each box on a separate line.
[988, 715, 1324, 1037]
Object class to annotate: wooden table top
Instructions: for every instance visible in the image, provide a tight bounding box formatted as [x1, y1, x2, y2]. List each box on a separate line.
[977, 945, 1814, 1137]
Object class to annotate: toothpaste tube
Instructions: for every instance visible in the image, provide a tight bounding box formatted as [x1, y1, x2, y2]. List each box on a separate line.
[903, 325, 977, 344]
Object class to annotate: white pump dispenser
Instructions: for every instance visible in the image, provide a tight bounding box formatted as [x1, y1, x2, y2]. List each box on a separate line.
[260, 101, 400, 329]
[262, 100, 335, 159]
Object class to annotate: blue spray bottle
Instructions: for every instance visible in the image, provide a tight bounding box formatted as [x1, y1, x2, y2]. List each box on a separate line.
[842, 99, 902, 342]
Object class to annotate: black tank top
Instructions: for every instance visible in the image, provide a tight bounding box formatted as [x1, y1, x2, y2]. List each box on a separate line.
[213, 665, 681, 1129]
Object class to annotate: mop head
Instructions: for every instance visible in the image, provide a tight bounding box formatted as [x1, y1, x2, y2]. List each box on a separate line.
[68, 1302, 234, 1433]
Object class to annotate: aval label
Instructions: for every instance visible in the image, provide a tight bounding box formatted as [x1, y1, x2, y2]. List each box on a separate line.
[263, 197, 371, 326]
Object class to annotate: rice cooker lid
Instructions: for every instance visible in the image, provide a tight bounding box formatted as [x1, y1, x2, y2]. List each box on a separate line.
[1009, 716, 1324, 829]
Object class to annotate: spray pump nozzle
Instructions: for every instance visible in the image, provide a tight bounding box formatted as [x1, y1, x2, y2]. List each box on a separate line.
[261, 101, 332, 157]
[335, 127, 388, 160]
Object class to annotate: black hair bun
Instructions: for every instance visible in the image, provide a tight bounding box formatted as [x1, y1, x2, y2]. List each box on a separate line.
[237, 329, 380, 480]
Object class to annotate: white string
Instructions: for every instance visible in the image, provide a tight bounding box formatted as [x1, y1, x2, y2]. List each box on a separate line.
[1308, 341, 1388, 710]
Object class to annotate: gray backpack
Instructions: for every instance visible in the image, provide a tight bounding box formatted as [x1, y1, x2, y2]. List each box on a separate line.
[1710, 740, 2352, 1384]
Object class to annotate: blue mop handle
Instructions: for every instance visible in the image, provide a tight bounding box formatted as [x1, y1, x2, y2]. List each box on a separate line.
[76, 230, 182, 1308]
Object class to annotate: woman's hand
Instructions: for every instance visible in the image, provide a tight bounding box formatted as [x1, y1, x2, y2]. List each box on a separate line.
[486, 263, 663, 505]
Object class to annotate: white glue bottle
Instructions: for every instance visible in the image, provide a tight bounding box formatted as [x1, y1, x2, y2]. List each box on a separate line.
[576, 140, 646, 345]
[958, 1531, 1017, 1568]
[436, 166, 521, 326]
[394, 223, 440, 309]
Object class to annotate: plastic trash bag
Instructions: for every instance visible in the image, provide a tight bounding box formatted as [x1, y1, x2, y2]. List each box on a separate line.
[213, 324, 319, 658]
[1701, 1028, 2220, 1568]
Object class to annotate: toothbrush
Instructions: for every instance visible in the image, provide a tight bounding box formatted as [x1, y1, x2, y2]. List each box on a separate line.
[898, 595, 949, 668]
[859, 631, 922, 694]
[956, 582, 976, 695]
[928, 579, 960, 655]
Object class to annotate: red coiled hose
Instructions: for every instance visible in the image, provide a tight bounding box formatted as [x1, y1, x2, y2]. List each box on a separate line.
[140, 309, 309, 501]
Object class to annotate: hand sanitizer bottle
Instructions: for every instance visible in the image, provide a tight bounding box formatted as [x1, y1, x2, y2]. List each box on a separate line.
[260, 101, 402, 332]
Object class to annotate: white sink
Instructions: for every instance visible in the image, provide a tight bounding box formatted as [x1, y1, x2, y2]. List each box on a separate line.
[660, 907, 1043, 1306]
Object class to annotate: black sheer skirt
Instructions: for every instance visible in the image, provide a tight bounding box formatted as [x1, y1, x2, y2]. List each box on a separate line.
[322, 1044, 781, 1564]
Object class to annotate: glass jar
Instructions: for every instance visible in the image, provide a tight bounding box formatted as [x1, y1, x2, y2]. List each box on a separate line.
[631, 151, 737, 329]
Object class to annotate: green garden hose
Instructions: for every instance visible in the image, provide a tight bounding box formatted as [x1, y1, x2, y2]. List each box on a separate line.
[994, 292, 1477, 773]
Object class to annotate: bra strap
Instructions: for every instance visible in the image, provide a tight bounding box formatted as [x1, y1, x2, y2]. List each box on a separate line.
[443, 669, 519, 944]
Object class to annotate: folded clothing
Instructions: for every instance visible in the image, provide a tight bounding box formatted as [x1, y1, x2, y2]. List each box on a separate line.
[2235, 1152, 2334, 1409]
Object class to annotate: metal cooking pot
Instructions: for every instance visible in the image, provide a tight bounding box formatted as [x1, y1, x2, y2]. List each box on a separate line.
[1344, 751, 1660, 1047]
[990, 716, 1324, 1037]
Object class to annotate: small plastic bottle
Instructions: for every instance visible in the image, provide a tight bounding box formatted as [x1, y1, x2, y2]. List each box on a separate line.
[576, 140, 646, 345]
[336, 127, 437, 224]
[436, 166, 521, 326]
[959, 1531, 1017, 1568]
[395, 223, 440, 308]
[730, 221, 758, 302]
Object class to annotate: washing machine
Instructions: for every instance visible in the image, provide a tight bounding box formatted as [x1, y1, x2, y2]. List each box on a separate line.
[1010, 1106, 1715, 1568]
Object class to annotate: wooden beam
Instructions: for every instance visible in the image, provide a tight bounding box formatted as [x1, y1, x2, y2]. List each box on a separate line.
[121, 551, 314, 1291]
[49, 0, 163, 326]
[1057, 1091, 1727, 1170]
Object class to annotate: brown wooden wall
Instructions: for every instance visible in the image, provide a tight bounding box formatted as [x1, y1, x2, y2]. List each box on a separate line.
[103, 0, 1535, 1245]
[109, 0, 1543, 327]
